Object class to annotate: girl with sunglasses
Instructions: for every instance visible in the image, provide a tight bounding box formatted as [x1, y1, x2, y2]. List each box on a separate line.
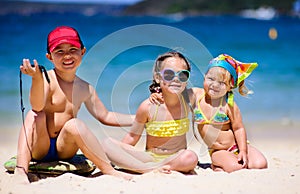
[103, 51, 198, 174]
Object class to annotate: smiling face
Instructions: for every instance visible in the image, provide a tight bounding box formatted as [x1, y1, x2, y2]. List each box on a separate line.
[46, 43, 86, 73]
[158, 56, 189, 95]
[204, 67, 231, 99]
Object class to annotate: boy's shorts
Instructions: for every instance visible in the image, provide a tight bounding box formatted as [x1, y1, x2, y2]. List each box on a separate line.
[33, 138, 59, 162]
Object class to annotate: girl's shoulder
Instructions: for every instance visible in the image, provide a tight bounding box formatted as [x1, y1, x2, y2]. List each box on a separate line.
[192, 87, 204, 94]
[137, 99, 157, 112]
[136, 98, 161, 122]
[188, 87, 205, 106]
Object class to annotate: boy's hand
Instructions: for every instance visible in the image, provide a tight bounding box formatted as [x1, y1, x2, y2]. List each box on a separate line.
[149, 92, 164, 105]
[20, 59, 41, 77]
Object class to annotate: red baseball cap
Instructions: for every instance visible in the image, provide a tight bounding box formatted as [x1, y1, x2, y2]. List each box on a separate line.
[47, 26, 83, 53]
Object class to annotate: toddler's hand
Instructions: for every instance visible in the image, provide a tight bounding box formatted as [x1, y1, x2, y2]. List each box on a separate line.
[149, 93, 164, 105]
[238, 151, 248, 168]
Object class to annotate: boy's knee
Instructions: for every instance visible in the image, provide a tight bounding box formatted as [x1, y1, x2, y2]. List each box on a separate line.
[63, 118, 86, 135]
[22, 110, 46, 133]
[27, 110, 45, 120]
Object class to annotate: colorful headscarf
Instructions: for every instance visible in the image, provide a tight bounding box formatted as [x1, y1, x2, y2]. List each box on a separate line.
[207, 54, 258, 106]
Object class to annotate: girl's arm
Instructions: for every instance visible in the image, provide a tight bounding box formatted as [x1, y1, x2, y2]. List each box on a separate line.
[122, 121, 144, 146]
[229, 102, 248, 167]
[122, 100, 149, 146]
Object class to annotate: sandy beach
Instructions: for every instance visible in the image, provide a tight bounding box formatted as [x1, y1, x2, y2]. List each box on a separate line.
[1, 2, 300, 193]
[1, 119, 299, 194]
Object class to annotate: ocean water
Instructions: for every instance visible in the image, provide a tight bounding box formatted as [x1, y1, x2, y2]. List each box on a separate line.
[1, 12, 300, 130]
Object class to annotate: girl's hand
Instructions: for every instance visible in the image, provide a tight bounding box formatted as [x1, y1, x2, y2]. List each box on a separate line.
[149, 92, 164, 105]
[20, 59, 41, 77]
[238, 150, 248, 168]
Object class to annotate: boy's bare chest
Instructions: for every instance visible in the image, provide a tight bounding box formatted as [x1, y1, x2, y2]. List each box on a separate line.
[45, 84, 84, 115]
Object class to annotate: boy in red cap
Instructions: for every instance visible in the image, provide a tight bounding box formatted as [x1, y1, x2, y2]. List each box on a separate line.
[16, 26, 134, 183]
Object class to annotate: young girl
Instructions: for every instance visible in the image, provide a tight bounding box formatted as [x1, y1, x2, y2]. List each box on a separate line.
[103, 51, 198, 174]
[192, 54, 267, 172]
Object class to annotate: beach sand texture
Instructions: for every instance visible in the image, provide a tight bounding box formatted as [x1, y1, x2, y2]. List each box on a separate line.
[1, 121, 299, 194]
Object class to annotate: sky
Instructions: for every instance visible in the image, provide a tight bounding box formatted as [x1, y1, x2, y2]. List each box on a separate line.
[24, 0, 142, 4]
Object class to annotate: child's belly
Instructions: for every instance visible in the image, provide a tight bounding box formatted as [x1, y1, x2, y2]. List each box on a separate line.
[146, 135, 187, 155]
[46, 111, 75, 138]
[200, 125, 235, 150]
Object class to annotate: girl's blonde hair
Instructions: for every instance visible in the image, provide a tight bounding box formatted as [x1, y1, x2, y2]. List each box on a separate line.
[214, 67, 251, 97]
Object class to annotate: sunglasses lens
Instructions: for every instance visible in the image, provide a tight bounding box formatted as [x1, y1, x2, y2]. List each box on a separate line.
[178, 71, 189, 82]
[161, 69, 190, 82]
[162, 69, 175, 81]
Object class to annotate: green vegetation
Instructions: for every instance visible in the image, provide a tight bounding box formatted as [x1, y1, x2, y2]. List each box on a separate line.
[125, 0, 296, 15]
[1, 0, 296, 16]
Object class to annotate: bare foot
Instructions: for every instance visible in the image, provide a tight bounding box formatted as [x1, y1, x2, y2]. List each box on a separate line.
[156, 164, 172, 174]
[211, 164, 224, 172]
[14, 167, 30, 184]
[107, 169, 134, 181]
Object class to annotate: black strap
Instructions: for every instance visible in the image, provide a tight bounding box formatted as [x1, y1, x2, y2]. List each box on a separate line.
[19, 65, 50, 112]
[19, 65, 50, 180]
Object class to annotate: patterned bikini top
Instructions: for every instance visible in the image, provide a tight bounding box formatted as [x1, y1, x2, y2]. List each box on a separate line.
[145, 96, 189, 137]
[194, 92, 229, 125]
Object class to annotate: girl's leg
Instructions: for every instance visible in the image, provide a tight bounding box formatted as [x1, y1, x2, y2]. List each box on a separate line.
[102, 137, 171, 173]
[56, 118, 133, 180]
[247, 145, 268, 169]
[163, 150, 198, 173]
[15, 110, 50, 183]
[211, 150, 243, 173]
[105, 138, 154, 162]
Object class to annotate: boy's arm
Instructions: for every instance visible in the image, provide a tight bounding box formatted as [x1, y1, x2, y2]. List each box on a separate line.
[84, 85, 134, 126]
[21, 59, 47, 112]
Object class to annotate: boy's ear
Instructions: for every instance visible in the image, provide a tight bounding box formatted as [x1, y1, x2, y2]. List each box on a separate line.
[81, 47, 86, 55]
[46, 53, 52, 60]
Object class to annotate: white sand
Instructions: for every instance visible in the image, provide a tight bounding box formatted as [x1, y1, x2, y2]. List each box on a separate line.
[1, 121, 299, 194]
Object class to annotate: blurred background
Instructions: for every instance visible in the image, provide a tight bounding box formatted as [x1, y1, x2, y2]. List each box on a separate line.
[0, 0, 299, 142]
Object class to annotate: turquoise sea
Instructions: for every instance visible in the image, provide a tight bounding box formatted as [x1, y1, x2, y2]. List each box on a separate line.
[1, 11, 300, 131]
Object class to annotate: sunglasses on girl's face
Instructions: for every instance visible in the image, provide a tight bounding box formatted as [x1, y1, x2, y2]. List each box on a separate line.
[160, 69, 190, 83]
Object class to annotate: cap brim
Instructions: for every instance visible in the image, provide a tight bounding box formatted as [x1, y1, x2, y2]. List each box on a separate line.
[49, 39, 81, 52]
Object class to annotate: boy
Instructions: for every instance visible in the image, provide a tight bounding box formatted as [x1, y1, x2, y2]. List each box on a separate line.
[15, 26, 134, 183]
